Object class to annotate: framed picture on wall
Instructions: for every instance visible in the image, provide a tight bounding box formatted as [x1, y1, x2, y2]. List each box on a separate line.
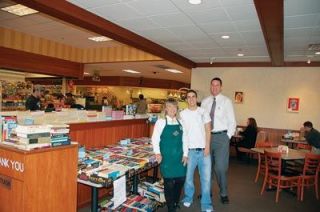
[234, 91, 244, 104]
[287, 97, 300, 112]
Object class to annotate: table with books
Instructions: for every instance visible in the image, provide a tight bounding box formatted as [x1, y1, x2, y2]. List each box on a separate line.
[77, 137, 162, 212]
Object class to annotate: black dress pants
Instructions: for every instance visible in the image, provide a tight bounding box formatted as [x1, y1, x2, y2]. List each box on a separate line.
[163, 176, 185, 212]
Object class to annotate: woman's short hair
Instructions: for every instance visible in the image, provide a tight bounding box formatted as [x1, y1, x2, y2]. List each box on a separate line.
[162, 98, 180, 118]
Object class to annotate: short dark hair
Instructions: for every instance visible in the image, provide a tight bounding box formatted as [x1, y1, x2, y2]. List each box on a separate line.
[211, 77, 222, 86]
[139, 94, 144, 100]
[186, 89, 197, 97]
[303, 121, 313, 128]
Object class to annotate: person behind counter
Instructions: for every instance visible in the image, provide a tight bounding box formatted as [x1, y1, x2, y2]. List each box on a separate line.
[235, 118, 258, 159]
[25, 89, 43, 111]
[152, 98, 188, 212]
[64, 93, 76, 106]
[135, 94, 148, 114]
[303, 121, 320, 154]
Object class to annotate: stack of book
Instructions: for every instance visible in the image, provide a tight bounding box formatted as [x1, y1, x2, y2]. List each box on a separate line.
[48, 124, 71, 147]
[138, 181, 165, 203]
[0, 115, 17, 142]
[7, 125, 51, 150]
[100, 194, 158, 212]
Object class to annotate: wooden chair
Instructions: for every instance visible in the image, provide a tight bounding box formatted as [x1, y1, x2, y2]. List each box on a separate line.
[238, 131, 268, 162]
[296, 143, 312, 151]
[299, 153, 320, 201]
[254, 132, 273, 183]
[260, 150, 300, 203]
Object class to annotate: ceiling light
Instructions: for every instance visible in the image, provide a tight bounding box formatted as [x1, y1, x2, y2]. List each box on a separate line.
[165, 69, 183, 74]
[221, 35, 230, 39]
[210, 57, 216, 64]
[123, 69, 140, 74]
[307, 59, 311, 64]
[1, 4, 38, 16]
[188, 0, 202, 5]
[88, 36, 112, 42]
[315, 51, 320, 55]
[84, 72, 90, 75]
[237, 53, 244, 57]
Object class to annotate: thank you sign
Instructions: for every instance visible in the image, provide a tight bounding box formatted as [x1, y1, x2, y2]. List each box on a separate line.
[0, 156, 24, 173]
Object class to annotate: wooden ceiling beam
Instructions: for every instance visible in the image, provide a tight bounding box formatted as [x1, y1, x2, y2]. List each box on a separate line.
[14, 0, 196, 69]
[254, 0, 284, 66]
[0, 47, 84, 78]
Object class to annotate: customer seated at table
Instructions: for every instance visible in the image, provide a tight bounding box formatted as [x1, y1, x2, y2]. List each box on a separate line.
[236, 118, 258, 159]
[303, 121, 320, 154]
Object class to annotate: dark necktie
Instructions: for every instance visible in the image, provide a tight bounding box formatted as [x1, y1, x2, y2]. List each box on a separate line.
[210, 97, 216, 128]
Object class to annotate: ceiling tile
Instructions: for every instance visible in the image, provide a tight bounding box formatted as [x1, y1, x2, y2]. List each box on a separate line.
[187, 40, 221, 49]
[91, 3, 142, 21]
[149, 13, 194, 27]
[285, 14, 318, 29]
[220, 0, 253, 7]
[234, 20, 261, 31]
[184, 7, 230, 24]
[240, 31, 265, 45]
[127, 0, 178, 16]
[115, 18, 160, 31]
[171, 0, 220, 12]
[285, 0, 320, 16]
[67, 0, 122, 9]
[224, 4, 257, 21]
[210, 32, 246, 47]
[135, 28, 180, 42]
[284, 27, 315, 37]
[199, 21, 236, 34]
[166, 25, 209, 41]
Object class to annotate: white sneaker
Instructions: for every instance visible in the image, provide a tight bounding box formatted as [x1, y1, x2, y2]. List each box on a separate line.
[183, 202, 191, 207]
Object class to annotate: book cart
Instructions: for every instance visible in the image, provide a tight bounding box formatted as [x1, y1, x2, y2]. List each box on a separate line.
[77, 138, 163, 212]
[0, 143, 78, 212]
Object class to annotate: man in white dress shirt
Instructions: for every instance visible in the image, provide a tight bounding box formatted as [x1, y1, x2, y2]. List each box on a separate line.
[201, 77, 236, 204]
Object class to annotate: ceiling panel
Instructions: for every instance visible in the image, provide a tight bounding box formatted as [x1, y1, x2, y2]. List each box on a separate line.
[285, 0, 320, 16]
[224, 4, 257, 21]
[3, 0, 319, 76]
[149, 13, 194, 28]
[284, 0, 320, 62]
[126, 0, 178, 16]
[199, 21, 236, 34]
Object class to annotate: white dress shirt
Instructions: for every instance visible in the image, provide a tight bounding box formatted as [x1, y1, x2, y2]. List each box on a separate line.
[151, 115, 188, 157]
[180, 107, 211, 149]
[201, 93, 236, 138]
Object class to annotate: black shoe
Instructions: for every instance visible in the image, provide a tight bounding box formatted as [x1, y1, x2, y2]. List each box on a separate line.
[220, 196, 229, 204]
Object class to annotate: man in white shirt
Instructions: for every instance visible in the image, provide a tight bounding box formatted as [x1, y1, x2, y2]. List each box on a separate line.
[201, 77, 236, 204]
[181, 90, 213, 212]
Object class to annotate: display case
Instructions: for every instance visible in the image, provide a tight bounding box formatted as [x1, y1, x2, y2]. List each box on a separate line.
[0, 80, 33, 111]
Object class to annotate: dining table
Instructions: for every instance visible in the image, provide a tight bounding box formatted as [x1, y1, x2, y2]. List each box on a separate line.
[280, 138, 307, 148]
[251, 147, 307, 160]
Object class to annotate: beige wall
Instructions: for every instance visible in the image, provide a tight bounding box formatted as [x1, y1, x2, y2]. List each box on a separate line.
[191, 67, 320, 130]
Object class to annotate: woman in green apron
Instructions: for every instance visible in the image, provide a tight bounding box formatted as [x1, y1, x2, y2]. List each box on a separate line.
[152, 98, 188, 212]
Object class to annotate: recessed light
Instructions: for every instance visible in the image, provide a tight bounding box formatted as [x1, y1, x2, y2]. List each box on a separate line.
[165, 69, 183, 74]
[307, 59, 311, 64]
[84, 72, 90, 75]
[188, 0, 202, 5]
[1, 4, 38, 16]
[237, 53, 244, 57]
[123, 69, 140, 74]
[221, 35, 230, 39]
[315, 51, 320, 55]
[88, 36, 112, 42]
